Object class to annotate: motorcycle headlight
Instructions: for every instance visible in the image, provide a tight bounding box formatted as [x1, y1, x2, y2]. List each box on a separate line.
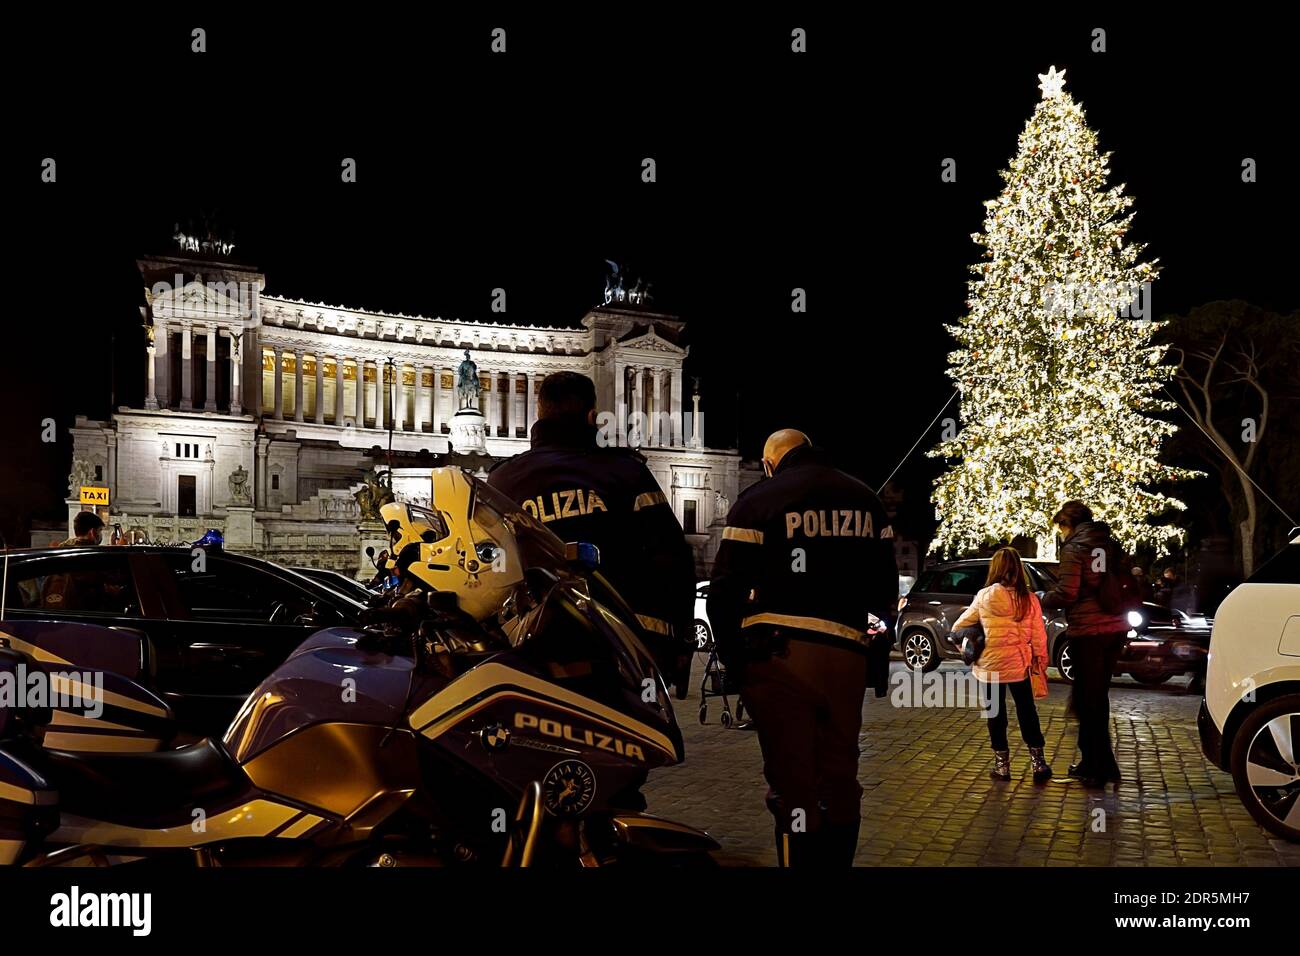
[1126, 611, 1144, 628]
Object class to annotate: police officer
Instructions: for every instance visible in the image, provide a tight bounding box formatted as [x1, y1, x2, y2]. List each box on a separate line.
[488, 371, 696, 698]
[708, 429, 897, 867]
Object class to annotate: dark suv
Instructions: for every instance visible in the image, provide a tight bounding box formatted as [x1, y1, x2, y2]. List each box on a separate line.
[1, 546, 367, 733]
[897, 560, 1066, 674]
[896, 559, 1210, 686]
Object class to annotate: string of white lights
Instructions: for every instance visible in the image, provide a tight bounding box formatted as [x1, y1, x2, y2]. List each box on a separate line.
[1163, 386, 1296, 526]
[874, 389, 959, 495]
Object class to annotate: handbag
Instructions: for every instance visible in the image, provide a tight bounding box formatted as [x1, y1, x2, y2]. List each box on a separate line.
[1030, 654, 1049, 699]
[954, 623, 985, 666]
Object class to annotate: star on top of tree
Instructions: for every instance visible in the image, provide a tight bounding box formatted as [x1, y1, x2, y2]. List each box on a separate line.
[1037, 65, 1067, 99]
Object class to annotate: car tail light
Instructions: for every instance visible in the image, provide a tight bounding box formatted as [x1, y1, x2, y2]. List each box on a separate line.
[897, 596, 908, 613]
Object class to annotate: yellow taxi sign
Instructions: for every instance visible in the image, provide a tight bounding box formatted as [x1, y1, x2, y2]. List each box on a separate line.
[79, 486, 110, 506]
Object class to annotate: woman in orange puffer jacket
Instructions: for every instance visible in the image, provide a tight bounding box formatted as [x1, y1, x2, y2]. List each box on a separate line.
[953, 547, 1053, 782]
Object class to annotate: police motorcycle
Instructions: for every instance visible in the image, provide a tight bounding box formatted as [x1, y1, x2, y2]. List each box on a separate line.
[0, 468, 717, 867]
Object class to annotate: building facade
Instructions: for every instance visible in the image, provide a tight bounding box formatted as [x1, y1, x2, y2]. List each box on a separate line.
[68, 248, 742, 575]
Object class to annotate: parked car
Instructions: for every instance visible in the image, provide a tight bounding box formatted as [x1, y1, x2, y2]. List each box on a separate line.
[896, 559, 1065, 674]
[1, 546, 368, 734]
[896, 558, 1211, 686]
[1199, 532, 1300, 841]
[693, 581, 713, 651]
[292, 565, 378, 605]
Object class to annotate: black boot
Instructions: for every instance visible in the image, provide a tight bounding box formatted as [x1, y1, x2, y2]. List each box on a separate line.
[1029, 747, 1052, 783]
[990, 749, 1011, 781]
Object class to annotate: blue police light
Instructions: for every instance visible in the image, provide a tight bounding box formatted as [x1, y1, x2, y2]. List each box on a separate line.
[564, 541, 601, 570]
[192, 529, 225, 549]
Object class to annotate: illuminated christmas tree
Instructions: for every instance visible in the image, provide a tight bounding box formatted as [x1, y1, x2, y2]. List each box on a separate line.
[930, 66, 1196, 558]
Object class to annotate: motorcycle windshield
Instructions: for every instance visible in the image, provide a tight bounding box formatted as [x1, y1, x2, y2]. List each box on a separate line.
[467, 479, 571, 575]
[386, 480, 570, 577]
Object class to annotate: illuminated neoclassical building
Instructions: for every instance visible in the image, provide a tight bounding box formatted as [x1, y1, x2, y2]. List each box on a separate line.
[68, 243, 742, 573]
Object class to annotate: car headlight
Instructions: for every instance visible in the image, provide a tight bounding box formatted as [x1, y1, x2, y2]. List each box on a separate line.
[1126, 611, 1144, 628]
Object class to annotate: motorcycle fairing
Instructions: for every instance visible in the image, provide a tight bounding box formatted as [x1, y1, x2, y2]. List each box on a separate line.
[408, 660, 678, 764]
[49, 799, 327, 850]
[0, 620, 175, 754]
[0, 746, 57, 865]
[224, 627, 425, 764]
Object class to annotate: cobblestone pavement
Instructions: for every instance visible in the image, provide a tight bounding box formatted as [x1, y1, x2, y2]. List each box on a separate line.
[644, 657, 1300, 867]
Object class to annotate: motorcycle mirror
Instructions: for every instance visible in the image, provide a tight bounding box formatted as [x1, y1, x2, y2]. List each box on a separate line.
[365, 546, 375, 558]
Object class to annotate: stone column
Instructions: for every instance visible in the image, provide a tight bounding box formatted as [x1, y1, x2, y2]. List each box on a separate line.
[355, 359, 366, 426]
[293, 349, 305, 423]
[509, 372, 519, 436]
[526, 371, 537, 436]
[393, 364, 406, 432]
[155, 324, 170, 409]
[273, 348, 284, 420]
[614, 366, 624, 447]
[670, 369, 682, 447]
[334, 356, 345, 425]
[256, 436, 270, 506]
[180, 324, 194, 410]
[250, 331, 261, 418]
[230, 336, 243, 415]
[632, 367, 647, 446]
[377, 363, 388, 432]
[485, 368, 496, 436]
[432, 365, 443, 433]
[415, 365, 428, 432]
[314, 354, 325, 424]
[204, 326, 218, 410]
[106, 433, 118, 495]
[691, 389, 701, 447]
[650, 368, 664, 445]
[145, 344, 158, 409]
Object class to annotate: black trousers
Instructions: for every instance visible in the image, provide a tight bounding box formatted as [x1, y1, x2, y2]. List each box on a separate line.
[1069, 631, 1126, 773]
[739, 637, 867, 867]
[979, 678, 1044, 750]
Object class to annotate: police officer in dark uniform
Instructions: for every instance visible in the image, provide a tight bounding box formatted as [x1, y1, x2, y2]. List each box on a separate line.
[488, 371, 696, 698]
[708, 429, 898, 867]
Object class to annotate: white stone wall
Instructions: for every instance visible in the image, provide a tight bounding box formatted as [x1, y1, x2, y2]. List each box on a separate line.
[70, 264, 740, 576]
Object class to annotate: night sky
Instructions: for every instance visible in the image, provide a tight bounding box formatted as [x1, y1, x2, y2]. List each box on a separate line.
[4, 11, 1295, 547]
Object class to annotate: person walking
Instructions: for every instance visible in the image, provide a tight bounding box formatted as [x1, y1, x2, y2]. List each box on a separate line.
[952, 547, 1052, 782]
[708, 429, 898, 866]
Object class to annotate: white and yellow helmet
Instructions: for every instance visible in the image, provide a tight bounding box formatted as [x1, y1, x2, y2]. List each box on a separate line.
[380, 467, 525, 622]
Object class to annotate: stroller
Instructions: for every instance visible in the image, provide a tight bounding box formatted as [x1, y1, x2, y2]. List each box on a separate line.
[696, 627, 746, 729]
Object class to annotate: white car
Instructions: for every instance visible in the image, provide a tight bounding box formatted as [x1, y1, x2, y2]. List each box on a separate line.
[1199, 532, 1300, 841]
[693, 581, 713, 651]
